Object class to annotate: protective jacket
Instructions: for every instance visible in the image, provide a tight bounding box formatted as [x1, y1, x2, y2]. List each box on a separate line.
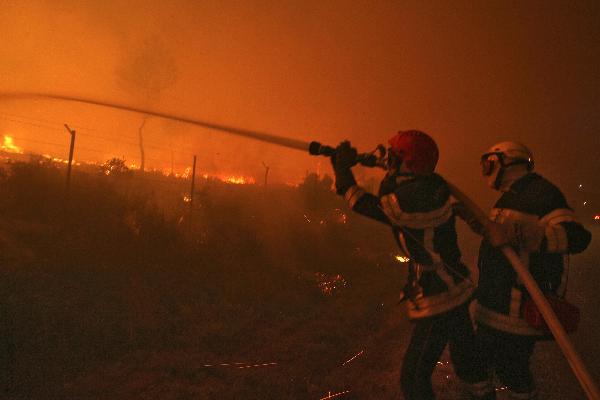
[476, 173, 592, 335]
[336, 169, 474, 319]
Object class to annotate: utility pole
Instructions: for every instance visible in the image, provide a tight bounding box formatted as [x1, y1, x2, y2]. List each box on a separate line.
[64, 124, 76, 195]
[138, 117, 147, 172]
[170, 149, 174, 176]
[188, 155, 197, 229]
[261, 161, 270, 187]
[190, 155, 197, 205]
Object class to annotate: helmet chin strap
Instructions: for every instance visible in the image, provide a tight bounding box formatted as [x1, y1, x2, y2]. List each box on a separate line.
[492, 166, 505, 190]
[489, 163, 530, 191]
[380, 158, 414, 196]
[386, 161, 413, 179]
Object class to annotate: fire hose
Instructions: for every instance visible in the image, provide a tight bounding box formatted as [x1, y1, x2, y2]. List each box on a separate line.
[310, 142, 600, 400]
[2, 92, 598, 398]
[446, 183, 600, 400]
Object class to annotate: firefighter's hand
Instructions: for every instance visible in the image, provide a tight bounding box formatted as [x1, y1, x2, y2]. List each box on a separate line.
[331, 141, 358, 171]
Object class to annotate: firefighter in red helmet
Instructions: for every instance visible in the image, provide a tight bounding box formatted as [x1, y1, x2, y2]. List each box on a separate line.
[387, 130, 439, 174]
[331, 130, 487, 399]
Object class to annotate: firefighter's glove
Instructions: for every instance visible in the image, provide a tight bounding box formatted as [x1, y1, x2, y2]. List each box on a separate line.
[331, 141, 358, 172]
[330, 141, 358, 195]
[485, 221, 544, 252]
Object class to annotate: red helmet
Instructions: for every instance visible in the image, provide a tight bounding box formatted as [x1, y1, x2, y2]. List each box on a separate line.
[388, 130, 439, 174]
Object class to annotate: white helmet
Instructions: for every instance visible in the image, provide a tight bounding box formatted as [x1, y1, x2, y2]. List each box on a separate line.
[481, 141, 534, 190]
[481, 141, 534, 175]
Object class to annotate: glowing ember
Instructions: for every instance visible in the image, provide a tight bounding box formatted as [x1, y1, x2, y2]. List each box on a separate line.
[1, 135, 23, 154]
[342, 350, 364, 366]
[320, 389, 352, 400]
[333, 208, 347, 224]
[183, 195, 192, 203]
[315, 272, 347, 296]
[395, 255, 410, 263]
[201, 361, 277, 369]
[594, 215, 600, 220]
[236, 362, 278, 369]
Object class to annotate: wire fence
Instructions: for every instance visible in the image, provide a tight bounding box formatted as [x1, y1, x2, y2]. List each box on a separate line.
[0, 112, 198, 164]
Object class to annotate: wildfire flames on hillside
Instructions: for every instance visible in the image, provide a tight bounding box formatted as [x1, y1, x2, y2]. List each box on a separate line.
[1, 136, 257, 185]
[1, 135, 23, 154]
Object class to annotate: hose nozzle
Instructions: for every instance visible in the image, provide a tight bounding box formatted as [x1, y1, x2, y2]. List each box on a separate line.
[308, 141, 385, 168]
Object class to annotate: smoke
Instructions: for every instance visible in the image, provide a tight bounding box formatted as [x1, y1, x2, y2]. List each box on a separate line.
[0, 1, 599, 191]
[115, 35, 178, 101]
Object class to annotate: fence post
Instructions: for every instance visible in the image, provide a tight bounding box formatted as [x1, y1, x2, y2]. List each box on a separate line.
[64, 124, 76, 197]
[262, 161, 270, 187]
[188, 155, 197, 229]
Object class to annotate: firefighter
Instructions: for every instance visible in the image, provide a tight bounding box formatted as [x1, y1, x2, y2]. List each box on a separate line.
[472, 141, 592, 399]
[330, 131, 487, 400]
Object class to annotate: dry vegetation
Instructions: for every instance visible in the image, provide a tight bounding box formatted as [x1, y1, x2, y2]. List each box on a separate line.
[0, 161, 411, 399]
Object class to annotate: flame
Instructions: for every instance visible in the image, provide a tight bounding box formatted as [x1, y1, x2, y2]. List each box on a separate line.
[52, 157, 69, 164]
[0, 140, 258, 185]
[198, 172, 255, 184]
[181, 167, 192, 179]
[1, 135, 23, 154]
[594, 215, 600, 220]
[395, 255, 410, 263]
[222, 175, 255, 185]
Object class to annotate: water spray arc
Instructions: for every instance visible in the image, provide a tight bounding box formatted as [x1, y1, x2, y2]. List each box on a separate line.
[0, 92, 311, 152]
[0, 92, 385, 168]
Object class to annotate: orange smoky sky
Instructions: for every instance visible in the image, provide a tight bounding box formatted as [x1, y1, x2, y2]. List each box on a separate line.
[0, 1, 598, 205]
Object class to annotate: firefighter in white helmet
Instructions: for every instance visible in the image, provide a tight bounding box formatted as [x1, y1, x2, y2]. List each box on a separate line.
[331, 131, 487, 400]
[470, 141, 592, 399]
[481, 141, 535, 191]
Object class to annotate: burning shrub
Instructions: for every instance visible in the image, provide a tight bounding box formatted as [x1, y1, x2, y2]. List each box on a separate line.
[101, 157, 131, 176]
